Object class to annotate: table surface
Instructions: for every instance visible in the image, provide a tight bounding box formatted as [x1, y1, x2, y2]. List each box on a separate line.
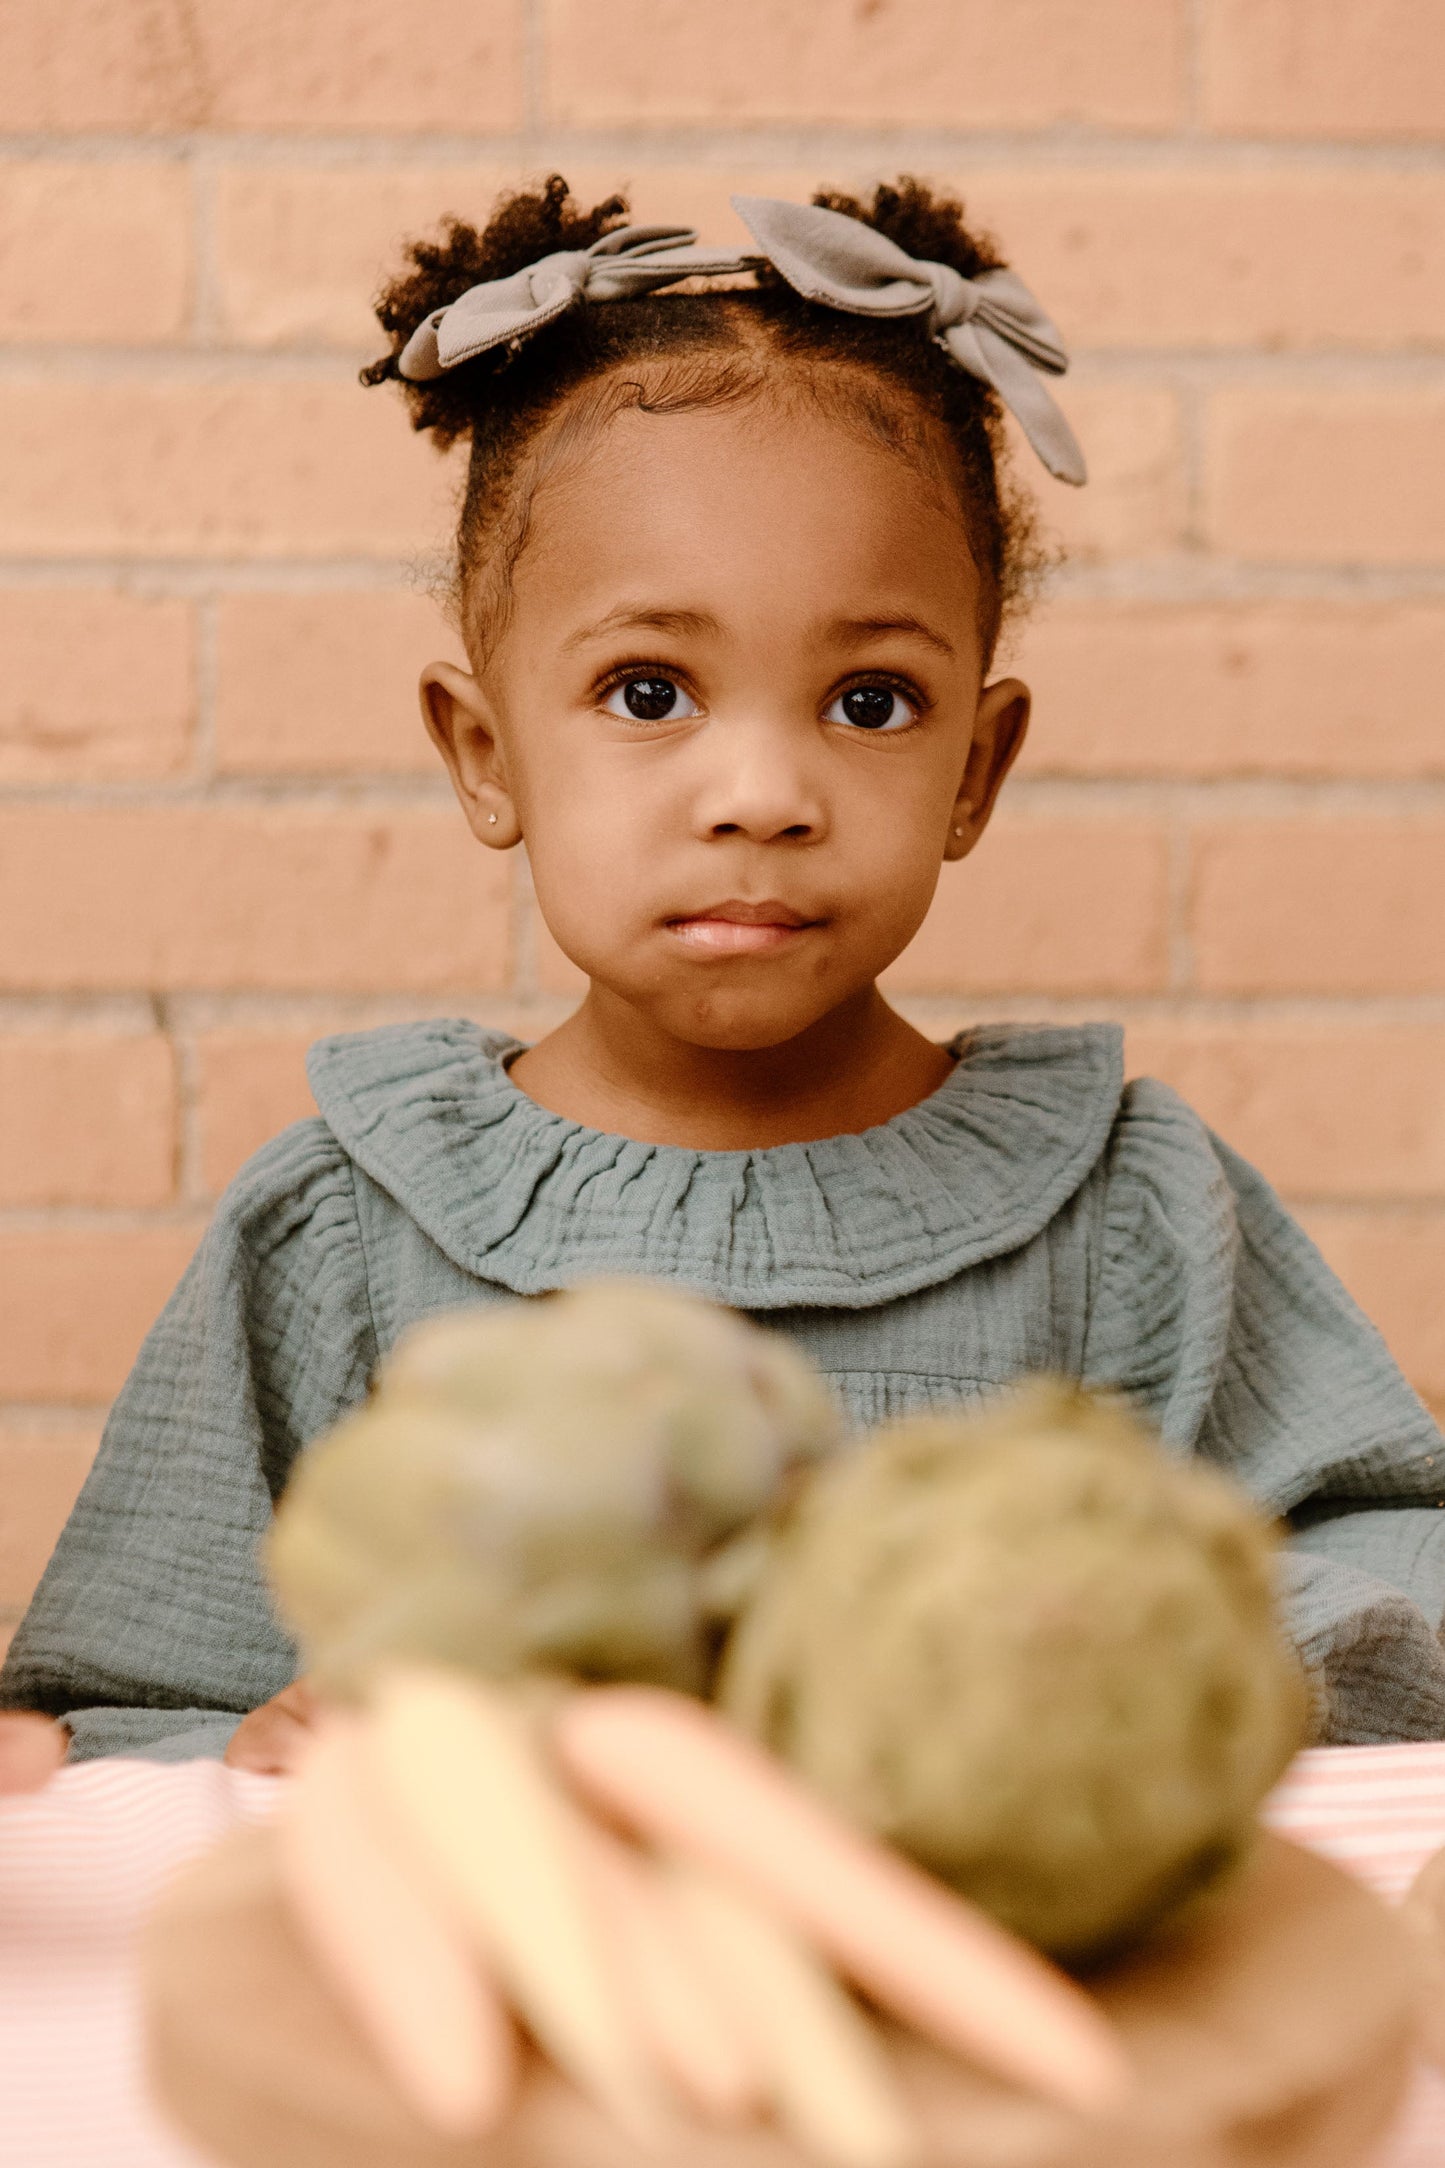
[4, 1745, 1445, 2168]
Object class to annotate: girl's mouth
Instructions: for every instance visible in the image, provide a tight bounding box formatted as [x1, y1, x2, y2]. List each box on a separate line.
[665, 901, 822, 956]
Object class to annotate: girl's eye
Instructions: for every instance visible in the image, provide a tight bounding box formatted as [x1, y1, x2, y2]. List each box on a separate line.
[602, 675, 699, 723]
[825, 684, 917, 733]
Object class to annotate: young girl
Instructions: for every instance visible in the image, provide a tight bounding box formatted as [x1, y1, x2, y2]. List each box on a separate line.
[4, 176, 1444, 1769]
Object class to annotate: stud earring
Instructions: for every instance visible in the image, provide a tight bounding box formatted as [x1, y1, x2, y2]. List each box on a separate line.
[487, 814, 498, 826]
[952, 825, 964, 838]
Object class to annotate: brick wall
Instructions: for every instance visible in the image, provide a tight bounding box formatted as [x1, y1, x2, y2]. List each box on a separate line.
[3, 0, 1444, 1656]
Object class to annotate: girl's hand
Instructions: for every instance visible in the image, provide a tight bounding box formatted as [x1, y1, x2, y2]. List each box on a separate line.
[0, 1710, 68, 1794]
[224, 1678, 322, 1775]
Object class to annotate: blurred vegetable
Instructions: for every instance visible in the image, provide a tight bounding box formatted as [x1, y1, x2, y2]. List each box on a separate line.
[268, 1280, 839, 1693]
[720, 1380, 1309, 1964]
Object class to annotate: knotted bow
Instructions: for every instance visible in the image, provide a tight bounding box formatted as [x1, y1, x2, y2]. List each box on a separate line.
[397, 195, 1086, 486]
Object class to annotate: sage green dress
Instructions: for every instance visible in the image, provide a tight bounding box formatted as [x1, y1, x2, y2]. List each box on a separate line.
[5, 1019, 1444, 1760]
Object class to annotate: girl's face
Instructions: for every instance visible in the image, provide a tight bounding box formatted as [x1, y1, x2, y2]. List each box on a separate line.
[424, 397, 1029, 1054]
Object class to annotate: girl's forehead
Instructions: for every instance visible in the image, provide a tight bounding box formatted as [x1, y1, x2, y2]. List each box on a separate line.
[509, 400, 981, 636]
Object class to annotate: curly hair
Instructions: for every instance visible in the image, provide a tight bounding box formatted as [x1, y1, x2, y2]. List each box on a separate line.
[363, 174, 1045, 663]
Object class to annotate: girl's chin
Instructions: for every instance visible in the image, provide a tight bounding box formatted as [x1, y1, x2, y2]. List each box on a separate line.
[666, 997, 848, 1055]
[572, 952, 871, 1052]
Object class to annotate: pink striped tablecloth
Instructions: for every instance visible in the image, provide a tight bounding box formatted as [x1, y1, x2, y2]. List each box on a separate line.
[1262, 1743, 1445, 2166]
[0, 1759, 282, 2168]
[3, 1745, 1445, 2166]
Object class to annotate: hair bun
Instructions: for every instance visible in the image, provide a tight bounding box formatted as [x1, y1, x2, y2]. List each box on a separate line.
[807, 176, 1006, 285]
[362, 175, 631, 447]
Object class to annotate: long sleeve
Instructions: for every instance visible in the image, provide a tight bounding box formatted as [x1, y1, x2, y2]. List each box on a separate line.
[0, 1122, 379, 1760]
[1084, 1079, 1445, 1743]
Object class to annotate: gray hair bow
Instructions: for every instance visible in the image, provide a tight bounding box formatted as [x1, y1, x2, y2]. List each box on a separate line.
[397, 194, 1086, 486]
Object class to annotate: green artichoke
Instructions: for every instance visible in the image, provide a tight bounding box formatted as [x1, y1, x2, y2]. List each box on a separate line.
[267, 1280, 840, 1695]
[719, 1380, 1309, 1965]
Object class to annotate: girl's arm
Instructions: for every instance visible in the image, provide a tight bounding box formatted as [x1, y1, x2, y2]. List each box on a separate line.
[1085, 1079, 1445, 1744]
[0, 1711, 67, 1793]
[0, 1122, 378, 1762]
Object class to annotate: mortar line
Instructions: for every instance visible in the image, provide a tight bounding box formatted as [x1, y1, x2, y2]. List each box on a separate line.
[10, 773, 1445, 812]
[0, 990, 584, 1029]
[1166, 819, 1195, 994]
[887, 991, 1445, 1019]
[2, 1184, 1442, 1232]
[4, 131, 1445, 173]
[13, 987, 1445, 1032]
[2, 558, 1443, 601]
[3, 346, 1444, 386]
[168, 1012, 205, 1207]
[0, 1407, 114, 1429]
[0, 1205, 214, 1234]
[0, 560, 456, 595]
[0, 1001, 167, 1032]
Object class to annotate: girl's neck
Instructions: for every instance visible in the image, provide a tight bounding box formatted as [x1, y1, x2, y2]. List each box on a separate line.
[507, 985, 955, 1150]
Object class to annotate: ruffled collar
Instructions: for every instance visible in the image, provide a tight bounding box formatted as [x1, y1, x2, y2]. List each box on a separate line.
[308, 1018, 1124, 1312]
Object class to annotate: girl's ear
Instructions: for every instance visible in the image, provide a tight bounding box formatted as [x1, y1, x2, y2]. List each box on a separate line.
[944, 676, 1031, 861]
[419, 662, 522, 847]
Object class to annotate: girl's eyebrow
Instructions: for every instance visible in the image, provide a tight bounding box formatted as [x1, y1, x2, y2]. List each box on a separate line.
[828, 614, 956, 661]
[562, 604, 720, 651]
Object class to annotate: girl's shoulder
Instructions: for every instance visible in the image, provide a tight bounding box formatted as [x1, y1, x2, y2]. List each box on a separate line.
[212, 1019, 514, 1248]
[210, 1108, 361, 1260]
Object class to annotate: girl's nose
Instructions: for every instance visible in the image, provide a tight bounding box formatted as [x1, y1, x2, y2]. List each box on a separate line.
[690, 724, 828, 845]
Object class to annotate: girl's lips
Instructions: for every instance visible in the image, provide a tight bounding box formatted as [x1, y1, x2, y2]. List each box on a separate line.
[670, 920, 809, 955]
[666, 903, 822, 956]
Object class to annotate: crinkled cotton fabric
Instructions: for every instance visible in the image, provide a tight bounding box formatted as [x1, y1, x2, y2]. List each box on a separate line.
[4, 1018, 1444, 1759]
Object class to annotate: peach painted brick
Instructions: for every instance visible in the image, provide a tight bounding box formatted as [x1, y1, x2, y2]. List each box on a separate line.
[1013, 602, 1445, 780]
[1125, 1022, 1445, 1201]
[214, 165, 512, 350]
[0, 1225, 202, 1402]
[966, 171, 1445, 352]
[215, 592, 462, 777]
[0, 1423, 103, 1607]
[0, 590, 193, 785]
[0, 0, 524, 132]
[1191, 820, 1445, 996]
[0, 380, 459, 562]
[0, 1035, 176, 1208]
[1023, 384, 1184, 564]
[0, 4, 203, 130]
[883, 819, 1171, 997]
[1301, 1211, 1445, 1410]
[1206, 389, 1445, 565]
[0, 808, 512, 994]
[544, 0, 1186, 130]
[1202, 0, 1445, 139]
[0, 161, 190, 344]
[193, 1033, 319, 1199]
